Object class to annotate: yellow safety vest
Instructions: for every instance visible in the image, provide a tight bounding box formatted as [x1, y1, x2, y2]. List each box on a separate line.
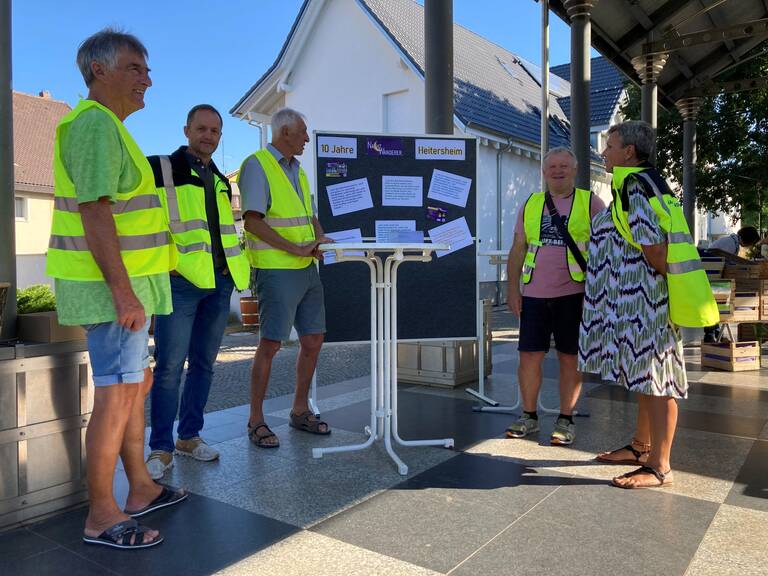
[522, 188, 592, 283]
[610, 165, 719, 328]
[149, 150, 250, 290]
[240, 149, 316, 269]
[46, 99, 175, 281]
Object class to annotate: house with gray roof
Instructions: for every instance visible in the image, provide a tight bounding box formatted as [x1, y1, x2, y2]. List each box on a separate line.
[230, 0, 613, 301]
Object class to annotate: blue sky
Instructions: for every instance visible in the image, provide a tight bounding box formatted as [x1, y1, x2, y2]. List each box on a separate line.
[12, 0, 575, 173]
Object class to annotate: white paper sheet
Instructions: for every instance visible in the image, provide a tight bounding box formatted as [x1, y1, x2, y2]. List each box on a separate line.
[375, 220, 417, 243]
[322, 228, 364, 265]
[427, 169, 472, 208]
[325, 178, 374, 216]
[427, 217, 473, 258]
[382, 175, 423, 207]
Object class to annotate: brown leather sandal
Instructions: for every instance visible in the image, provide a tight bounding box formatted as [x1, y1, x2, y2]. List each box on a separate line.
[248, 422, 280, 448]
[595, 441, 650, 465]
[289, 410, 331, 435]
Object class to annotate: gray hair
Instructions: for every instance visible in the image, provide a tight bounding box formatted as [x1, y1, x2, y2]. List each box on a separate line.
[607, 121, 656, 163]
[543, 146, 577, 166]
[271, 107, 306, 135]
[76, 28, 148, 87]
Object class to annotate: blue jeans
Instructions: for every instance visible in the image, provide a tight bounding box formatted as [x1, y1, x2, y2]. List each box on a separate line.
[149, 269, 234, 452]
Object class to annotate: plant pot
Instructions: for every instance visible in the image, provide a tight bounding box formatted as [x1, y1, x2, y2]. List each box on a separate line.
[240, 296, 259, 331]
[17, 311, 86, 343]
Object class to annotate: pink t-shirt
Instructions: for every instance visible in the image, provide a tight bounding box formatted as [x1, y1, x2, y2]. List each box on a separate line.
[514, 191, 606, 298]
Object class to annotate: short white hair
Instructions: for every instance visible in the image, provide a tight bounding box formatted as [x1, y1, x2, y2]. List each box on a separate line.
[271, 107, 306, 135]
[543, 146, 577, 166]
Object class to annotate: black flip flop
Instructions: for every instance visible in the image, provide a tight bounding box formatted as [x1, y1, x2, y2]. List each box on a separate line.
[83, 519, 163, 549]
[125, 485, 188, 518]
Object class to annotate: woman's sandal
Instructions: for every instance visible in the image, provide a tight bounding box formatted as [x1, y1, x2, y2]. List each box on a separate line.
[611, 465, 673, 489]
[248, 422, 280, 448]
[289, 410, 331, 435]
[595, 441, 651, 465]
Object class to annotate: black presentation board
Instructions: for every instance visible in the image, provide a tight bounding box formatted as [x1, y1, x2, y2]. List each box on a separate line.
[314, 132, 477, 343]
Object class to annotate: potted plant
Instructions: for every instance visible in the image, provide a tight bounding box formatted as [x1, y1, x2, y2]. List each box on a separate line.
[16, 284, 86, 343]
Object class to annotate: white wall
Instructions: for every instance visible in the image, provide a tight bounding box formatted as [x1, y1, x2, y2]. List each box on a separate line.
[284, 0, 425, 191]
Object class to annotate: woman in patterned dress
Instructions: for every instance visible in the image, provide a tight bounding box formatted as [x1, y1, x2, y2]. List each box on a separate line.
[579, 121, 685, 489]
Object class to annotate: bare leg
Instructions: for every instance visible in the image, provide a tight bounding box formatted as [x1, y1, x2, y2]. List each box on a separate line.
[123, 368, 162, 511]
[556, 352, 581, 415]
[292, 333, 324, 414]
[248, 338, 281, 446]
[518, 351, 545, 413]
[83, 382, 157, 542]
[613, 394, 677, 487]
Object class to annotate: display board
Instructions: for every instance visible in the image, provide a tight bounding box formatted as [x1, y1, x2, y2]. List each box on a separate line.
[315, 132, 477, 343]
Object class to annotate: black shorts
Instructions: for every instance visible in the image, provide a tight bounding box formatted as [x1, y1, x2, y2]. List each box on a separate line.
[518, 293, 584, 355]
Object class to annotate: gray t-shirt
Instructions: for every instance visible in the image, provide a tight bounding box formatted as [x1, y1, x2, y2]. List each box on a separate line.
[238, 143, 316, 216]
[709, 233, 739, 254]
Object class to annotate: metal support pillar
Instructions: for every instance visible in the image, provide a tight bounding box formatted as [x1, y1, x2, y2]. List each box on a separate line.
[676, 97, 703, 240]
[541, 0, 550, 183]
[564, 0, 596, 189]
[0, 0, 16, 341]
[632, 54, 668, 130]
[424, 0, 454, 135]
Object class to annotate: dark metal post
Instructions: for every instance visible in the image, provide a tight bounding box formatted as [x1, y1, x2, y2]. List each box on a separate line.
[676, 97, 703, 241]
[424, 0, 454, 134]
[632, 54, 668, 131]
[0, 0, 16, 341]
[564, 0, 595, 189]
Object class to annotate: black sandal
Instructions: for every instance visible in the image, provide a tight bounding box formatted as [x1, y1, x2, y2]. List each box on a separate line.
[248, 422, 280, 448]
[83, 519, 163, 549]
[611, 465, 673, 489]
[125, 485, 188, 518]
[595, 443, 650, 465]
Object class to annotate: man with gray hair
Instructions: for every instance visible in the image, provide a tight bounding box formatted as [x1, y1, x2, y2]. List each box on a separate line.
[505, 147, 604, 445]
[238, 108, 332, 448]
[46, 28, 186, 550]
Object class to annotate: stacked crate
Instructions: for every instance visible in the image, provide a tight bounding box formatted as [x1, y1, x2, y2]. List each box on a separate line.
[732, 278, 760, 322]
[701, 341, 761, 371]
[710, 279, 734, 321]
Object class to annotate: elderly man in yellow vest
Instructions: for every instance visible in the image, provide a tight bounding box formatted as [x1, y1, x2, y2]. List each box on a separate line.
[505, 147, 604, 445]
[238, 108, 332, 448]
[46, 29, 186, 550]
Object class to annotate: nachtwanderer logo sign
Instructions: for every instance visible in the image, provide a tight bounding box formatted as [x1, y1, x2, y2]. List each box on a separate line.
[366, 137, 404, 157]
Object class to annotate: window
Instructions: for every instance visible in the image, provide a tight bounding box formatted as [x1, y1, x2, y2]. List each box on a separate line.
[590, 132, 599, 151]
[14, 196, 27, 221]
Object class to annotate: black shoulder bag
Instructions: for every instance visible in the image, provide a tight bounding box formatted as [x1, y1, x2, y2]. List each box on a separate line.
[544, 192, 588, 274]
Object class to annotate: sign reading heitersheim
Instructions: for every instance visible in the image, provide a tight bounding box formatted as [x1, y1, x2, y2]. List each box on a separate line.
[315, 132, 477, 343]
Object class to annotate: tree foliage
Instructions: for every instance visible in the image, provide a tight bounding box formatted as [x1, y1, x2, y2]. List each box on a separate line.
[619, 52, 768, 225]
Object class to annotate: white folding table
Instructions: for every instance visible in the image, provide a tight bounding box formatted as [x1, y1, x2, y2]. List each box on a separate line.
[312, 242, 454, 475]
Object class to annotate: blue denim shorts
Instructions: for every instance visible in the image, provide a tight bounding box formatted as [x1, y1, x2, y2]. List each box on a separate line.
[84, 318, 151, 386]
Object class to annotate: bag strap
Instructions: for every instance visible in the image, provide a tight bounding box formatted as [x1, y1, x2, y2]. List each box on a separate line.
[544, 191, 588, 273]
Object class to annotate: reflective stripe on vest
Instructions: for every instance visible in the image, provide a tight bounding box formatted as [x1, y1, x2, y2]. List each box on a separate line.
[610, 166, 718, 327]
[521, 188, 592, 283]
[46, 99, 175, 281]
[241, 149, 316, 270]
[157, 155, 250, 290]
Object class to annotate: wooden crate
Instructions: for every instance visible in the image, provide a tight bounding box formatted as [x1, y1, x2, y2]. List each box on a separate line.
[701, 341, 761, 371]
[723, 261, 768, 279]
[710, 279, 734, 321]
[737, 323, 768, 344]
[701, 256, 725, 279]
[732, 291, 760, 322]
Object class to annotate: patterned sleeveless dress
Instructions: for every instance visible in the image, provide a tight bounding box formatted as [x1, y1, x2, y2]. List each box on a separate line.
[578, 178, 688, 399]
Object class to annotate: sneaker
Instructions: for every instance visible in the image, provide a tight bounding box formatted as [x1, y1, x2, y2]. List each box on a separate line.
[175, 437, 219, 462]
[505, 414, 540, 438]
[550, 417, 576, 445]
[146, 450, 173, 480]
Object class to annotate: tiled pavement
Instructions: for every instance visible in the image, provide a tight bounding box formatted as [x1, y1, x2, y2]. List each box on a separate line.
[2, 333, 767, 575]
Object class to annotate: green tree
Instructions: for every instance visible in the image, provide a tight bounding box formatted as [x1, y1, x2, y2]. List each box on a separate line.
[619, 53, 768, 227]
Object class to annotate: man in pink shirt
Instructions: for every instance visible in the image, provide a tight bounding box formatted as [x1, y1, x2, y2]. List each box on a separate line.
[505, 147, 605, 445]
